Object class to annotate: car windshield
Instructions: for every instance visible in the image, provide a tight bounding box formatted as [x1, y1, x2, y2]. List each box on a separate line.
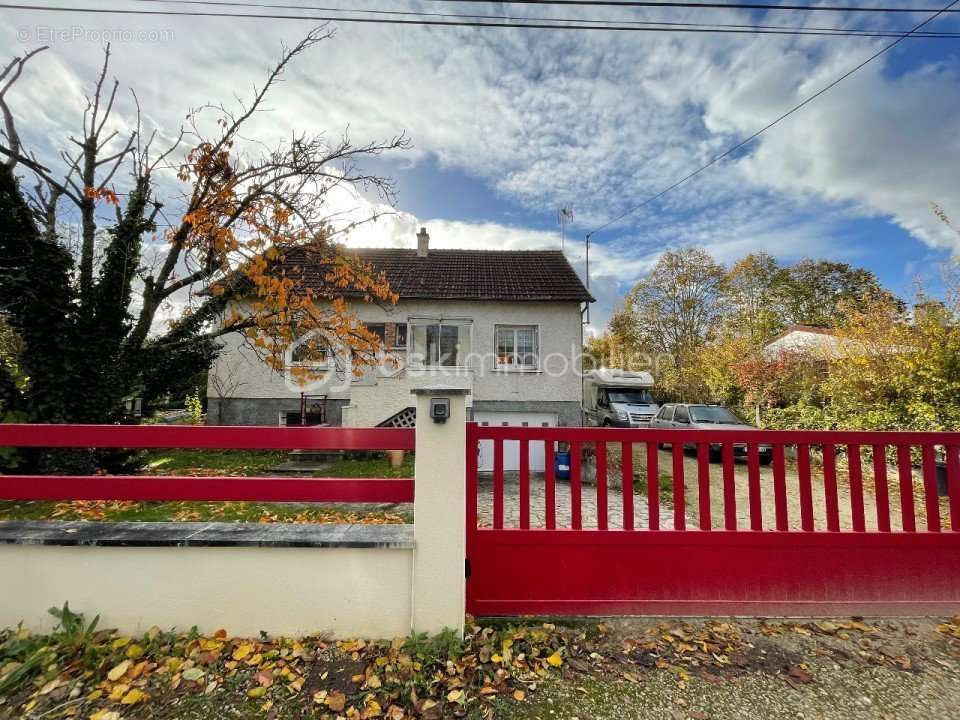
[689, 406, 746, 424]
[608, 389, 654, 404]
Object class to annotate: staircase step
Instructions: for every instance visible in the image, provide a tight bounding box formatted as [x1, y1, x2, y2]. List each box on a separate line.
[290, 449, 345, 463]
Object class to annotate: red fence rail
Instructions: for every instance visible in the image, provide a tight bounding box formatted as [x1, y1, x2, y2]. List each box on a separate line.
[466, 423, 960, 616]
[0, 424, 415, 504]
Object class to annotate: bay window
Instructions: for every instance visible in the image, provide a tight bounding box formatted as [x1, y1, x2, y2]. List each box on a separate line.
[495, 325, 539, 370]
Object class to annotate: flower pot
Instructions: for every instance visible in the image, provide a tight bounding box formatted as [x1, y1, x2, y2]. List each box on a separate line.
[387, 450, 405, 469]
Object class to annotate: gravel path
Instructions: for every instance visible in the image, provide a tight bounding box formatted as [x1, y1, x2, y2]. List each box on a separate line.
[476, 444, 948, 532]
[506, 617, 960, 720]
[477, 472, 682, 530]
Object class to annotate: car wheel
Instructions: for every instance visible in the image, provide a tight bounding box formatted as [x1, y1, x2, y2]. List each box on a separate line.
[657, 442, 667, 450]
[602, 419, 612, 427]
[759, 452, 773, 466]
[708, 447, 722, 463]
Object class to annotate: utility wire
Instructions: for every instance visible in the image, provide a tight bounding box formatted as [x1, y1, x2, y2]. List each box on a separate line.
[420, 0, 960, 12]
[4, 2, 960, 36]
[129, 0, 960, 36]
[587, 0, 960, 236]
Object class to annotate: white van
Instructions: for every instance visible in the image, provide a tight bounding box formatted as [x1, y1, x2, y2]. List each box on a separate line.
[582, 369, 659, 427]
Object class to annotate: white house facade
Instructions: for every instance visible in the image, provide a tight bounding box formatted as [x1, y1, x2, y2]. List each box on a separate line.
[206, 231, 593, 430]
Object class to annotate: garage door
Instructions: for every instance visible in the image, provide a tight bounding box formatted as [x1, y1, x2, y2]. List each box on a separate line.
[474, 411, 558, 472]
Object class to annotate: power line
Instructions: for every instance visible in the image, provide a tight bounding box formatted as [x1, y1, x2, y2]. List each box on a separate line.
[129, 0, 960, 37]
[587, 0, 960, 236]
[421, 0, 960, 12]
[4, 2, 960, 36]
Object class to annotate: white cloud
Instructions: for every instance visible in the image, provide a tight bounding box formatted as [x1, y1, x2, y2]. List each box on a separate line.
[3, 1, 959, 338]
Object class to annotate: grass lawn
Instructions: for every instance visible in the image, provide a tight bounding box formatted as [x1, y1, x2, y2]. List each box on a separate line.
[0, 449, 414, 524]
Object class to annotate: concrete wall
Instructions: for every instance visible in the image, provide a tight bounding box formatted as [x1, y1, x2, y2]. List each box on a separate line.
[0, 544, 413, 638]
[208, 299, 584, 427]
[208, 397, 350, 426]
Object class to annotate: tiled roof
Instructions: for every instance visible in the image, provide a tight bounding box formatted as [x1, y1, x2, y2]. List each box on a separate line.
[279, 247, 594, 303]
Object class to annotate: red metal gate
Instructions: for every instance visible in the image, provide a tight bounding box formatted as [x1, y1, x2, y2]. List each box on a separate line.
[465, 423, 960, 616]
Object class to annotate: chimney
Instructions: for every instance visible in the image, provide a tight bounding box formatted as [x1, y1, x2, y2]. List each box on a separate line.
[416, 227, 429, 258]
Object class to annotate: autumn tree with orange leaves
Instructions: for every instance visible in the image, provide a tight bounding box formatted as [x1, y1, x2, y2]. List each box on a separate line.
[0, 29, 407, 447]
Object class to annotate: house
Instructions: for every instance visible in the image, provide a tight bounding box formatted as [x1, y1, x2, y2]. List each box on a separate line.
[207, 229, 594, 453]
[762, 324, 843, 359]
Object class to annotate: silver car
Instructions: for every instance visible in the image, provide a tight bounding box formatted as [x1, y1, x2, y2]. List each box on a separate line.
[649, 403, 772, 464]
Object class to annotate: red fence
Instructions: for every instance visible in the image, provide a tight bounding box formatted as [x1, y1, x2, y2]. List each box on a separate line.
[466, 424, 960, 616]
[0, 424, 415, 504]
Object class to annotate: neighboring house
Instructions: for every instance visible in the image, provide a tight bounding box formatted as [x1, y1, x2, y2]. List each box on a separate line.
[763, 324, 843, 359]
[207, 229, 594, 451]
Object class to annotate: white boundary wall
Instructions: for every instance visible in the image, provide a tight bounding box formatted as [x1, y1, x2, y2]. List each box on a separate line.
[1, 545, 413, 638]
[0, 389, 469, 639]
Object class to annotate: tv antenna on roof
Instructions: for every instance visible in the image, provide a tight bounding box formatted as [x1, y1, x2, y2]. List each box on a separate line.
[557, 207, 574, 251]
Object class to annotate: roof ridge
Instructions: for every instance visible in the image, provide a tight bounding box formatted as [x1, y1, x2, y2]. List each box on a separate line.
[350, 247, 566, 254]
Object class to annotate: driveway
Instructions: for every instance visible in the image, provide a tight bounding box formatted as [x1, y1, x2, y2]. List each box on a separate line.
[477, 444, 943, 532]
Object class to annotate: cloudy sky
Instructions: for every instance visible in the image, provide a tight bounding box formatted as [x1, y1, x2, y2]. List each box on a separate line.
[2, 1, 959, 330]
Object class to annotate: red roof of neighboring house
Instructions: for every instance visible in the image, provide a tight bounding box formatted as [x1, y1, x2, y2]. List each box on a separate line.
[278, 247, 594, 303]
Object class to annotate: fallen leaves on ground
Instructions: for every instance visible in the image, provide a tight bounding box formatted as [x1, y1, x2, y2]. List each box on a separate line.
[1, 614, 952, 720]
[4, 499, 408, 525]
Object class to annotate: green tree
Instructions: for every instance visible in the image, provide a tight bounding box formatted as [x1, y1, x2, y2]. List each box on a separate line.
[774, 259, 899, 328]
[618, 247, 726, 399]
[721, 252, 784, 343]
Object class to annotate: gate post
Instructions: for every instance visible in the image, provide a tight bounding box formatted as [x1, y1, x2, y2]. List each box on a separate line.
[410, 386, 470, 637]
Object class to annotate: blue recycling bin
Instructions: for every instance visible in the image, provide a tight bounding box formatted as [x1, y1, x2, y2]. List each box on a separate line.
[555, 450, 571, 481]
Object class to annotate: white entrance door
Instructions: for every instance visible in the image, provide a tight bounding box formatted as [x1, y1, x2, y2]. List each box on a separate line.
[474, 411, 558, 472]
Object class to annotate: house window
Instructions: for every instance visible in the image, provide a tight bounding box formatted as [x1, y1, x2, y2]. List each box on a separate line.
[394, 323, 408, 349]
[366, 323, 408, 350]
[409, 319, 471, 367]
[367, 323, 387, 344]
[495, 325, 539, 370]
[289, 334, 331, 368]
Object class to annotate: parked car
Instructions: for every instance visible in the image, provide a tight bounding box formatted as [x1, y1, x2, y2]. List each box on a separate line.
[649, 403, 772, 464]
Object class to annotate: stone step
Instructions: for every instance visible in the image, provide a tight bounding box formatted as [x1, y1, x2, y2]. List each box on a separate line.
[289, 449, 345, 463]
[266, 461, 333, 475]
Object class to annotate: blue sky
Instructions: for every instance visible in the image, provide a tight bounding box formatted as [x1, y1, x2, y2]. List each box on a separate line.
[2, 2, 960, 329]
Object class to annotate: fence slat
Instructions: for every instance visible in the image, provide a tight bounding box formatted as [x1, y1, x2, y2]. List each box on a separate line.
[949, 444, 960, 533]
[596, 441, 608, 531]
[493, 439, 505, 529]
[797, 443, 814, 531]
[897, 445, 917, 532]
[544, 440, 556, 530]
[571, 441, 582, 530]
[822, 444, 840, 532]
[519, 438, 530, 530]
[622, 441, 634, 531]
[722, 443, 736, 531]
[921, 444, 941, 533]
[672, 443, 686, 531]
[772, 444, 788, 531]
[848, 444, 866, 532]
[747, 444, 762, 531]
[646, 441, 659, 531]
[697, 443, 711, 531]
[872, 444, 891, 532]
